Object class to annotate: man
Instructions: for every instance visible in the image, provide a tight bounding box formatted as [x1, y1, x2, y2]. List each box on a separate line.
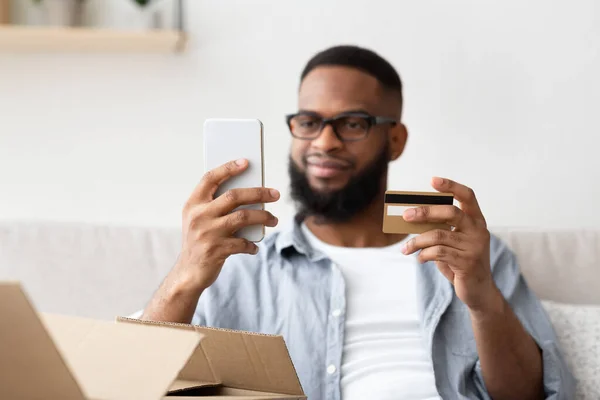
[139, 46, 574, 399]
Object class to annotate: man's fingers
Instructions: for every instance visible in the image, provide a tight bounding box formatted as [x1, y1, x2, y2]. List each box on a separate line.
[403, 205, 472, 230]
[209, 187, 280, 216]
[431, 177, 484, 221]
[218, 209, 278, 234]
[416, 245, 466, 265]
[188, 159, 248, 205]
[220, 238, 259, 256]
[401, 229, 468, 255]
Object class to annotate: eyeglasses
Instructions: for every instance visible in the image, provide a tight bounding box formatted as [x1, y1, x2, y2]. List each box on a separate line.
[285, 111, 397, 142]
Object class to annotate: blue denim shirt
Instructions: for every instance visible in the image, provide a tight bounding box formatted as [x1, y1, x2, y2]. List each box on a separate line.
[188, 220, 575, 399]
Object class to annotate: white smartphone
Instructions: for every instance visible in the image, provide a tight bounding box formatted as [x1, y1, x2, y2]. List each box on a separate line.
[203, 118, 265, 242]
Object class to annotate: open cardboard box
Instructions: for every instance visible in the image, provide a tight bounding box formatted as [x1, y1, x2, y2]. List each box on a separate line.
[0, 282, 306, 400]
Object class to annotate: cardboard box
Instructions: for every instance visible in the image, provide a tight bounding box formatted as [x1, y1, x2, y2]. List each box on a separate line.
[0, 282, 306, 399]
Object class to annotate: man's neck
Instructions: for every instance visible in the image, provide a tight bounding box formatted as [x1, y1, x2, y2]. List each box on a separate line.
[303, 192, 407, 248]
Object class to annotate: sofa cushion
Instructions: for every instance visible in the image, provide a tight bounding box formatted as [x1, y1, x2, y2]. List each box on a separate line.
[1, 220, 599, 319]
[495, 229, 600, 305]
[542, 300, 600, 400]
[0, 220, 180, 320]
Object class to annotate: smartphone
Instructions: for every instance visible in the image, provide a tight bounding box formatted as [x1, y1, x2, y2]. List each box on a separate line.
[203, 118, 265, 242]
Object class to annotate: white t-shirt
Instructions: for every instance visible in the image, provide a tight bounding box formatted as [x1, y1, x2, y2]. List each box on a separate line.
[301, 224, 441, 400]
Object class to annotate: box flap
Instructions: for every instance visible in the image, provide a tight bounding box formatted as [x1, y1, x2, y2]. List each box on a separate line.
[117, 317, 221, 390]
[166, 396, 302, 400]
[0, 282, 85, 400]
[42, 313, 203, 400]
[197, 326, 304, 396]
[172, 328, 220, 386]
[118, 318, 304, 396]
[169, 379, 221, 393]
[165, 386, 305, 399]
[166, 397, 302, 400]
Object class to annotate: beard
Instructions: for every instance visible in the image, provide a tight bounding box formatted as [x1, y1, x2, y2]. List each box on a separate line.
[289, 143, 390, 223]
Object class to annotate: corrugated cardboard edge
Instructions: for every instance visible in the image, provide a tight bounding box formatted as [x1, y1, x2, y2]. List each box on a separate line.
[117, 317, 304, 396]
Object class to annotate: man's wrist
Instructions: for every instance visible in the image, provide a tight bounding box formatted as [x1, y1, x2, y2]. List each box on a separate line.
[140, 264, 204, 323]
[468, 283, 506, 321]
[170, 261, 208, 297]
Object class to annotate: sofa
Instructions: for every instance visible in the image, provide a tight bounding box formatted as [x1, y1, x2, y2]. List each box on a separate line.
[0, 220, 598, 398]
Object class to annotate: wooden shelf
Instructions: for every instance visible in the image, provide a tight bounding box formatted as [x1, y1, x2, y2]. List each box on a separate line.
[0, 26, 187, 53]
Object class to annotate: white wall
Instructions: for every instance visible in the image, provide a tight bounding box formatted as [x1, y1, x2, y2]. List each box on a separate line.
[1, 0, 599, 230]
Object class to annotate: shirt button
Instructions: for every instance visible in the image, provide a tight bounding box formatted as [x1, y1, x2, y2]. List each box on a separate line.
[332, 309, 341, 317]
[327, 364, 336, 374]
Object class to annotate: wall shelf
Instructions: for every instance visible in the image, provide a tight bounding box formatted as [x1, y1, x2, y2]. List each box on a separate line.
[0, 0, 187, 53]
[0, 26, 187, 53]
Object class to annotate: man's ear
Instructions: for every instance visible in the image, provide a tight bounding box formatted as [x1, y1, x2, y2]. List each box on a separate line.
[389, 123, 408, 161]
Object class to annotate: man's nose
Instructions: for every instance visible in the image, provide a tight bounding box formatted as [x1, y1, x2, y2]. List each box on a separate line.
[310, 124, 343, 152]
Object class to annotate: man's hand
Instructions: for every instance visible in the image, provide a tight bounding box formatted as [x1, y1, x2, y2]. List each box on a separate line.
[401, 177, 545, 399]
[141, 158, 280, 323]
[178, 158, 280, 291]
[400, 177, 501, 312]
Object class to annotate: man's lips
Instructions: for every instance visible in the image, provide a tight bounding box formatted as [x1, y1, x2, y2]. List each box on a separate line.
[305, 157, 352, 178]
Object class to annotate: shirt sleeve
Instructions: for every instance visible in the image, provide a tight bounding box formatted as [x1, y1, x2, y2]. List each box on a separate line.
[472, 236, 576, 399]
[124, 250, 262, 328]
[190, 295, 208, 326]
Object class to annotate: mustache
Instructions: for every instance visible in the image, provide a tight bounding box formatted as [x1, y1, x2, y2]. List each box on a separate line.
[302, 153, 355, 167]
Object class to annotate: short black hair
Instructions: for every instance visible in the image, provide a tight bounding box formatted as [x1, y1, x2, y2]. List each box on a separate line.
[300, 45, 403, 104]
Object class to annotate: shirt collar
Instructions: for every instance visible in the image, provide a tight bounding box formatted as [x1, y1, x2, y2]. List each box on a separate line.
[275, 215, 328, 263]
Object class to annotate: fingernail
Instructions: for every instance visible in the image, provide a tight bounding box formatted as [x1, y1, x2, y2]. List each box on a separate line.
[269, 189, 280, 199]
[432, 177, 444, 186]
[400, 243, 408, 254]
[253, 246, 259, 254]
[272, 216, 279, 225]
[403, 208, 416, 220]
[235, 158, 247, 166]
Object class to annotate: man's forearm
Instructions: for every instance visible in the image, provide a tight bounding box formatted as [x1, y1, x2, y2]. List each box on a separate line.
[141, 267, 203, 324]
[470, 287, 544, 400]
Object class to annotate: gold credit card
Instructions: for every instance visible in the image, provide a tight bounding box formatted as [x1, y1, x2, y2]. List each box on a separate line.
[382, 191, 454, 234]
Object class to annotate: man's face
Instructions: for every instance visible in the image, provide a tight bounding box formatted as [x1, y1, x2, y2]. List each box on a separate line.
[289, 66, 406, 222]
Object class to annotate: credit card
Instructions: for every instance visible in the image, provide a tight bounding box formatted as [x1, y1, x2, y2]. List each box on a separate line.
[382, 191, 454, 234]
